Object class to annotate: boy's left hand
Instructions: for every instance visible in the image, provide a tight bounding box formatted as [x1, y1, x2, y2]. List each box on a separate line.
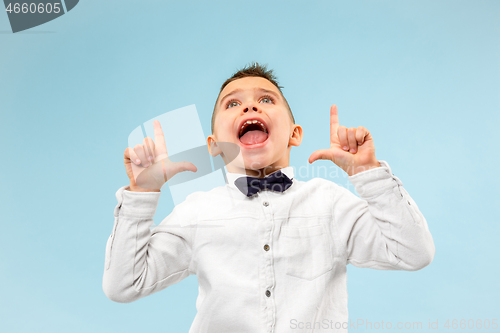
[308, 105, 381, 176]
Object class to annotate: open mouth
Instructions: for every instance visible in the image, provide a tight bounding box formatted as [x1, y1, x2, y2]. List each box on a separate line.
[238, 119, 269, 146]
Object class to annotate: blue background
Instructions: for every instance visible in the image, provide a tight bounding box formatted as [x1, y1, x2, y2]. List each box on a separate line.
[1, 0, 499, 332]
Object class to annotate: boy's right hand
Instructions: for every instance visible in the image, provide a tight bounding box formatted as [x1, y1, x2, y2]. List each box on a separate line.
[123, 120, 197, 192]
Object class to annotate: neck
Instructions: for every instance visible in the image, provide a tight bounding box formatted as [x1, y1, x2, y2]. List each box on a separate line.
[227, 163, 288, 178]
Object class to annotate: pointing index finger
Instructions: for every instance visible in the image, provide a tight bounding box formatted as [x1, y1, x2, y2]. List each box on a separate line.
[330, 105, 340, 143]
[153, 120, 168, 156]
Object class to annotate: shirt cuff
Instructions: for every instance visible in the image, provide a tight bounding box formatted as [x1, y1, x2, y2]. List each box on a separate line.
[113, 185, 161, 219]
[347, 160, 404, 198]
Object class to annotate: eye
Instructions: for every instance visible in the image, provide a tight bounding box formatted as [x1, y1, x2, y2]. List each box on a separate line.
[260, 95, 275, 104]
[226, 99, 240, 109]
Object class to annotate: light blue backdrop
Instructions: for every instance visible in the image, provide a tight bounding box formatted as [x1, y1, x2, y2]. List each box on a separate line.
[1, 1, 499, 332]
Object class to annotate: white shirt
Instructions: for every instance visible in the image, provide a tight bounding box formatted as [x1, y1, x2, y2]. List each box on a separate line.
[102, 160, 435, 333]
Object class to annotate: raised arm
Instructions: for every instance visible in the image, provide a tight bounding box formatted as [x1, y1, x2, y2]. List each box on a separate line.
[102, 188, 196, 302]
[310, 105, 434, 270]
[332, 162, 435, 270]
[102, 120, 197, 303]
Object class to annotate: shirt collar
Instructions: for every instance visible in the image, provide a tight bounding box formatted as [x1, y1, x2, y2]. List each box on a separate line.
[226, 166, 295, 190]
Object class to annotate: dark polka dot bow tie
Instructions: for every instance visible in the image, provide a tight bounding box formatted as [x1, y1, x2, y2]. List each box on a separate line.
[234, 170, 293, 197]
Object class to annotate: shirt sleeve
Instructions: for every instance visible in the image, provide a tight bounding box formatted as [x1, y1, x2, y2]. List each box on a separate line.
[331, 160, 435, 270]
[102, 185, 195, 303]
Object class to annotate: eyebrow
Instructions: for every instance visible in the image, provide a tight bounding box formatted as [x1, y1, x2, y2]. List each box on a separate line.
[219, 88, 281, 108]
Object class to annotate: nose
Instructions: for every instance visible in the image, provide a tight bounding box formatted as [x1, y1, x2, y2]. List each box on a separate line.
[243, 105, 259, 113]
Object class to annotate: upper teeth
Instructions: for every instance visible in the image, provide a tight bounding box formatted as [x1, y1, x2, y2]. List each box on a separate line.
[239, 120, 268, 136]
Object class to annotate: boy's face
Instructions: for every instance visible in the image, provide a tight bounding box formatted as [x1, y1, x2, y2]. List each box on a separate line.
[208, 77, 302, 177]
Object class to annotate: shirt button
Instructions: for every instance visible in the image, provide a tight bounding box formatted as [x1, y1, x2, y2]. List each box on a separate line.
[264, 244, 270, 251]
[265, 290, 271, 297]
[263, 201, 269, 207]
[407, 200, 411, 205]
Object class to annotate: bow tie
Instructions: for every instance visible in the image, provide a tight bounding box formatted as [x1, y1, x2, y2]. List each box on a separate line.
[234, 170, 293, 197]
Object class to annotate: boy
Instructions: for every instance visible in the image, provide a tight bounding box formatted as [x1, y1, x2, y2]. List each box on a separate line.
[103, 63, 435, 333]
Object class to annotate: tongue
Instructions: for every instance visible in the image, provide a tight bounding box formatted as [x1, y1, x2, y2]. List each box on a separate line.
[240, 130, 268, 145]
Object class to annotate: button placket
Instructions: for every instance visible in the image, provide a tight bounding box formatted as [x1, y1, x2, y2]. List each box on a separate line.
[259, 192, 276, 330]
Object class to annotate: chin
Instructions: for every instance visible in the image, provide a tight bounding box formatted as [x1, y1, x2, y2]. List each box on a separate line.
[236, 145, 271, 172]
[238, 155, 266, 171]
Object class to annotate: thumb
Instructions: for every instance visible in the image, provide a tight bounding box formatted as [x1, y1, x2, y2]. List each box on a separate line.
[308, 149, 333, 164]
[171, 161, 198, 176]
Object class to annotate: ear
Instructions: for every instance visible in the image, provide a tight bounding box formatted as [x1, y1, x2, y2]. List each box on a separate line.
[207, 135, 223, 157]
[289, 124, 303, 147]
